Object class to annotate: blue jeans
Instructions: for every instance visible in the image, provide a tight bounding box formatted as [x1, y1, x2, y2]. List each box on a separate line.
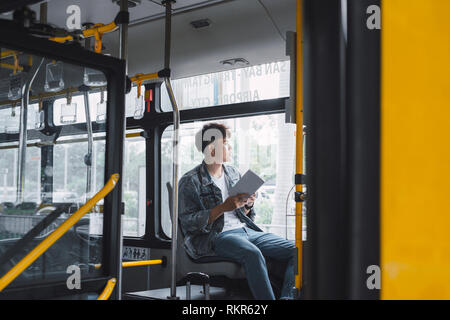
[213, 227, 295, 300]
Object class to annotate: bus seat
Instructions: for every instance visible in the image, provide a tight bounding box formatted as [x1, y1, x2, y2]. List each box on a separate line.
[166, 182, 246, 283]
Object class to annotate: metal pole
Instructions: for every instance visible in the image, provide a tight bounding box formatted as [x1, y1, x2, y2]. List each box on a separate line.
[16, 58, 44, 204]
[116, 0, 129, 300]
[162, 0, 180, 300]
[119, 0, 129, 73]
[165, 77, 180, 299]
[82, 90, 93, 201]
[163, 0, 173, 70]
[39, 2, 47, 24]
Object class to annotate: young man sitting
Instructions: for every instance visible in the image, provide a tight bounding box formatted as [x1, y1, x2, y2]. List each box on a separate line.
[178, 122, 295, 300]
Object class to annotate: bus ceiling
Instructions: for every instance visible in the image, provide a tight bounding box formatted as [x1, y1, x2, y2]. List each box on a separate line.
[0, 0, 295, 79]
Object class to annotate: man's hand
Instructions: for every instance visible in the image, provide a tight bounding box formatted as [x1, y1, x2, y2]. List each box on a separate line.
[222, 193, 249, 211]
[209, 193, 249, 224]
[246, 193, 257, 207]
[243, 193, 257, 215]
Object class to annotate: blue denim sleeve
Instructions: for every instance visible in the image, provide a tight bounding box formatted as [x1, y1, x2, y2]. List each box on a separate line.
[178, 176, 213, 234]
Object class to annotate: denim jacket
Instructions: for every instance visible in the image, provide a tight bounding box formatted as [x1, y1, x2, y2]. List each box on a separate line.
[178, 161, 262, 259]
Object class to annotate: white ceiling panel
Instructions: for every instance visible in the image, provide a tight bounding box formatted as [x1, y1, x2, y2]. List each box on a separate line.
[124, 0, 296, 78]
[8, 0, 296, 79]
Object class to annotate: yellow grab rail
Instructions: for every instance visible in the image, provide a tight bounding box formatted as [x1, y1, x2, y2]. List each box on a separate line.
[0, 50, 18, 59]
[94, 259, 164, 269]
[129, 72, 159, 83]
[125, 132, 143, 139]
[82, 22, 118, 38]
[0, 174, 120, 292]
[122, 259, 163, 268]
[129, 72, 160, 102]
[97, 278, 117, 300]
[49, 21, 118, 53]
[48, 35, 74, 43]
[0, 62, 23, 72]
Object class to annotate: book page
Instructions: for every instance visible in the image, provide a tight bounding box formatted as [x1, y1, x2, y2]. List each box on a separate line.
[229, 169, 265, 198]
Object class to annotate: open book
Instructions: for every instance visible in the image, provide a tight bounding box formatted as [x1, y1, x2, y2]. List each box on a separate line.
[228, 169, 265, 198]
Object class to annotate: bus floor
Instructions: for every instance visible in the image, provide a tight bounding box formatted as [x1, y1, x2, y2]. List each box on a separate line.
[123, 284, 252, 300]
[123, 271, 284, 300]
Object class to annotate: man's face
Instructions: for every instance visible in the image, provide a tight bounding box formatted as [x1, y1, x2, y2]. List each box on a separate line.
[206, 137, 232, 164]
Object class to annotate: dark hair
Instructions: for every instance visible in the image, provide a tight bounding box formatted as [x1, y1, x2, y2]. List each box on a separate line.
[195, 123, 230, 153]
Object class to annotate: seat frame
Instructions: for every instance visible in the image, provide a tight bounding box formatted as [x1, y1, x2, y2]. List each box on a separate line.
[167, 182, 246, 283]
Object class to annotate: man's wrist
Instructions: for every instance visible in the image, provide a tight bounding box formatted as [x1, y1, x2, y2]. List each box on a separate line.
[244, 203, 254, 210]
[209, 204, 225, 223]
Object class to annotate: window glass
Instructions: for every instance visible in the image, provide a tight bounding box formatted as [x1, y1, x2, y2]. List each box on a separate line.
[27, 104, 41, 130]
[0, 103, 39, 133]
[161, 60, 290, 111]
[53, 134, 105, 204]
[0, 143, 41, 203]
[122, 132, 146, 237]
[0, 49, 108, 286]
[0, 105, 42, 204]
[161, 114, 297, 240]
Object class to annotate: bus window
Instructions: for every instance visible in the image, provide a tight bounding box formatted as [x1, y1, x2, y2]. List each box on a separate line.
[0, 103, 39, 133]
[0, 142, 41, 204]
[161, 113, 296, 240]
[122, 131, 146, 237]
[53, 133, 106, 204]
[160, 60, 290, 111]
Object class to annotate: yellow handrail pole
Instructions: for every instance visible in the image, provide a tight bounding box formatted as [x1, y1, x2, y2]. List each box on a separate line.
[0, 62, 24, 72]
[97, 278, 117, 300]
[49, 21, 118, 45]
[0, 174, 120, 292]
[129, 72, 159, 83]
[94, 259, 164, 269]
[295, 0, 303, 292]
[82, 22, 118, 38]
[12, 52, 19, 75]
[48, 35, 74, 43]
[0, 50, 18, 59]
[84, 22, 117, 54]
[126, 132, 142, 139]
[122, 259, 163, 268]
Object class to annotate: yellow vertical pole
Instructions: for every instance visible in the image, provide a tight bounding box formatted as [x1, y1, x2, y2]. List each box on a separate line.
[295, 0, 303, 292]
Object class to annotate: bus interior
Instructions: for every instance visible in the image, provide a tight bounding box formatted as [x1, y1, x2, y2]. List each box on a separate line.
[1, 0, 450, 301]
